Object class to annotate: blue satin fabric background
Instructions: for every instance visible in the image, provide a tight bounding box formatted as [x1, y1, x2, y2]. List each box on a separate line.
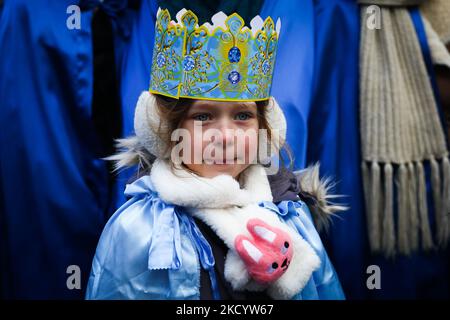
[0, 0, 448, 299]
[0, 0, 108, 299]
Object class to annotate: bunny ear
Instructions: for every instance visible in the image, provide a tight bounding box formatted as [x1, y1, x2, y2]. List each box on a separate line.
[235, 235, 263, 263]
[247, 218, 277, 244]
[253, 225, 276, 243]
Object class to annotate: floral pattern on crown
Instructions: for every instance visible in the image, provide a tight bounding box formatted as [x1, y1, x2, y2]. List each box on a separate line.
[149, 8, 281, 101]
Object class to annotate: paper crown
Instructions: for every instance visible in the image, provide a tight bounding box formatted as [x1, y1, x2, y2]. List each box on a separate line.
[149, 8, 281, 102]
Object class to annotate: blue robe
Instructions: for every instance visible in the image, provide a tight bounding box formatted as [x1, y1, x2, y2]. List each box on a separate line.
[85, 175, 345, 299]
[0, 0, 138, 299]
[0, 0, 110, 299]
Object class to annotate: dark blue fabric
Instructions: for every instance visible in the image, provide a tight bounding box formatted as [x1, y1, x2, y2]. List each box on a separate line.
[409, 7, 449, 148]
[260, 0, 315, 168]
[313, 0, 449, 300]
[110, 0, 158, 209]
[307, 0, 368, 299]
[0, 0, 131, 299]
[366, 7, 449, 300]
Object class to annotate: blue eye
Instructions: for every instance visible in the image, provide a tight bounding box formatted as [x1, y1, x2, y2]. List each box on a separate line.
[235, 112, 251, 121]
[193, 114, 210, 121]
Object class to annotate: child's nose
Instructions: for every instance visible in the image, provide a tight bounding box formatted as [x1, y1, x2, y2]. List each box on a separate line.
[217, 119, 237, 146]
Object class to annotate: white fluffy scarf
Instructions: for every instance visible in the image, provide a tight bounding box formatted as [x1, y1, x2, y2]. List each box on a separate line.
[149, 159, 320, 299]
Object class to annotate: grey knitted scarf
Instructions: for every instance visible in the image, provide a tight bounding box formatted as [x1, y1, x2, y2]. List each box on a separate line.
[359, 0, 450, 256]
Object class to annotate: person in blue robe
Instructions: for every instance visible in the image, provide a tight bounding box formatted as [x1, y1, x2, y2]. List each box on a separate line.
[0, 0, 134, 299]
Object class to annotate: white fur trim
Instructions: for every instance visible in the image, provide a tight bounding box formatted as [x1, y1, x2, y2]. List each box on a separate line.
[134, 91, 170, 159]
[149, 160, 320, 299]
[150, 159, 272, 208]
[224, 250, 254, 290]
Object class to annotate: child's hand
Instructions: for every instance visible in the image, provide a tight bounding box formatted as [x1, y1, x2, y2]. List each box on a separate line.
[234, 218, 294, 284]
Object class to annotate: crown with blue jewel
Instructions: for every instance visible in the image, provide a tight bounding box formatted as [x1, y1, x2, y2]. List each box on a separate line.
[149, 8, 281, 101]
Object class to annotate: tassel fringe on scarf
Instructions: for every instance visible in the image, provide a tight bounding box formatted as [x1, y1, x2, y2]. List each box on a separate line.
[359, 0, 450, 257]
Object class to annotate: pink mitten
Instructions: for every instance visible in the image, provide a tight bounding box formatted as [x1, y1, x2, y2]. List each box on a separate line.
[235, 218, 294, 284]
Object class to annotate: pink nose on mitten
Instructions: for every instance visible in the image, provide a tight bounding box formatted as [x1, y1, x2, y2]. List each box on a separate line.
[234, 218, 294, 284]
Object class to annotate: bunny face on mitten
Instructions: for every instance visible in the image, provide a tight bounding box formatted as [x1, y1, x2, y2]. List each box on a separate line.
[235, 218, 294, 284]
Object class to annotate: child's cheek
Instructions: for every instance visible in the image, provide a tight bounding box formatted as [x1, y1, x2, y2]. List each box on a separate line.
[245, 128, 259, 164]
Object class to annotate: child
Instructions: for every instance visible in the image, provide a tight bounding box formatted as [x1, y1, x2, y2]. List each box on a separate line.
[86, 8, 345, 300]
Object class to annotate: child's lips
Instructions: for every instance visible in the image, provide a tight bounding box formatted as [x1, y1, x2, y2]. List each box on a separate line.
[206, 157, 238, 164]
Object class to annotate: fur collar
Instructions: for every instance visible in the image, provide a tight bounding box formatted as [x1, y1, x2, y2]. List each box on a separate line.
[149, 159, 320, 299]
[150, 159, 273, 208]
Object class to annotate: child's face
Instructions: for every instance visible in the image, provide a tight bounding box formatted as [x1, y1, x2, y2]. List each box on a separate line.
[178, 100, 260, 179]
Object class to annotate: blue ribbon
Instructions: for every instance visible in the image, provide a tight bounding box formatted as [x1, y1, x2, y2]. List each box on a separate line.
[139, 180, 220, 299]
[179, 213, 221, 300]
[258, 200, 304, 217]
[147, 204, 182, 270]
